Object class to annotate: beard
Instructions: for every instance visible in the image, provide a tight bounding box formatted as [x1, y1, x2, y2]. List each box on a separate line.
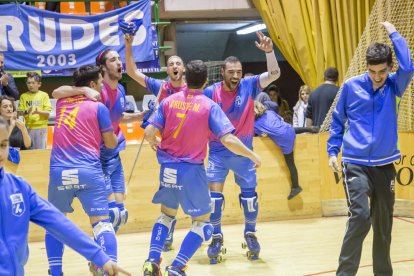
[224, 78, 239, 91]
[107, 70, 122, 81]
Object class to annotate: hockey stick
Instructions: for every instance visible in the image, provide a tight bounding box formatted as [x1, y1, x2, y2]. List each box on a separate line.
[126, 135, 145, 190]
[125, 101, 157, 192]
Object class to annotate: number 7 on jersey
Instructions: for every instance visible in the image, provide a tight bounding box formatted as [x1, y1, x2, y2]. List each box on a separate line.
[173, 112, 187, 138]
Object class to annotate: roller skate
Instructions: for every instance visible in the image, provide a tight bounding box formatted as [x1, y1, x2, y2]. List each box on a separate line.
[163, 265, 187, 276]
[88, 262, 106, 276]
[207, 233, 226, 264]
[241, 232, 260, 260]
[162, 232, 174, 252]
[143, 258, 162, 276]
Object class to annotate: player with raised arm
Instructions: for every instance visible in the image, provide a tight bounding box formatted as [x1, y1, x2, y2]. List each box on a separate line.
[203, 31, 280, 262]
[328, 22, 414, 275]
[124, 31, 186, 104]
[142, 60, 261, 276]
[122, 20, 184, 251]
[52, 50, 145, 234]
[46, 65, 119, 276]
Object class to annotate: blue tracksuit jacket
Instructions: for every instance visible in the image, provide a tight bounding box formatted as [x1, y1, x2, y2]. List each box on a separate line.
[327, 32, 414, 166]
[0, 169, 109, 276]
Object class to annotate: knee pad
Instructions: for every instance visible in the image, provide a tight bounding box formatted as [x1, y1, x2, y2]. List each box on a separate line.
[239, 192, 258, 213]
[109, 207, 121, 228]
[109, 207, 128, 228]
[92, 221, 115, 239]
[191, 221, 213, 242]
[156, 212, 175, 231]
[120, 208, 128, 226]
[210, 191, 225, 214]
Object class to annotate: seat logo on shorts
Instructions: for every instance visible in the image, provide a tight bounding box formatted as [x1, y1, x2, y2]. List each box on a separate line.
[62, 169, 79, 185]
[58, 169, 85, 190]
[161, 168, 183, 190]
[163, 168, 177, 184]
[10, 193, 25, 217]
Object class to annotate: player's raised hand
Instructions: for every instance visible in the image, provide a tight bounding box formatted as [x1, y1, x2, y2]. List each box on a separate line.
[255, 31, 273, 53]
[124, 34, 133, 44]
[380, 21, 397, 35]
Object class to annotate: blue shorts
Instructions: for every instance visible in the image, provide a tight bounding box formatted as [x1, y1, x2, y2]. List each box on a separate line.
[48, 167, 108, 217]
[152, 162, 211, 217]
[101, 154, 125, 194]
[206, 154, 257, 188]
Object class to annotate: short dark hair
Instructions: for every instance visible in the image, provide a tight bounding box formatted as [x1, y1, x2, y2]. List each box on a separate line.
[185, 60, 207, 89]
[266, 84, 279, 94]
[26, 72, 42, 82]
[73, 65, 101, 87]
[222, 56, 241, 70]
[324, 67, 339, 82]
[366, 43, 393, 66]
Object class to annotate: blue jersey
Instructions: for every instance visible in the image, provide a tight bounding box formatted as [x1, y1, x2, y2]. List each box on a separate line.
[149, 88, 234, 164]
[145, 76, 187, 103]
[0, 169, 109, 275]
[204, 76, 261, 156]
[100, 81, 126, 161]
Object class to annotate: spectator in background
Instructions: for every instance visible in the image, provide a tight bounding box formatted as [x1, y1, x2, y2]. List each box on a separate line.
[0, 52, 19, 100]
[254, 101, 302, 200]
[18, 72, 52, 149]
[293, 85, 311, 127]
[306, 67, 339, 128]
[45, 2, 60, 12]
[267, 84, 293, 124]
[0, 96, 31, 150]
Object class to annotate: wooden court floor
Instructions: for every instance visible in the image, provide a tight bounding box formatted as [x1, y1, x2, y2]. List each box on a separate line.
[26, 216, 414, 276]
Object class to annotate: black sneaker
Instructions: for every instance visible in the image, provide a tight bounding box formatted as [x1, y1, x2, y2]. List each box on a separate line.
[288, 186, 303, 200]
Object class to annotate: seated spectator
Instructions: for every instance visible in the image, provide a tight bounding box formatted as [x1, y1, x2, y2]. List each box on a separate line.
[18, 72, 52, 149]
[267, 84, 293, 124]
[0, 96, 31, 150]
[0, 52, 19, 100]
[253, 101, 302, 200]
[306, 67, 339, 128]
[293, 85, 311, 127]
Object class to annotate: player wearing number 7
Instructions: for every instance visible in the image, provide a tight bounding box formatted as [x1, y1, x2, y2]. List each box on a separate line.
[143, 60, 261, 276]
[46, 65, 119, 276]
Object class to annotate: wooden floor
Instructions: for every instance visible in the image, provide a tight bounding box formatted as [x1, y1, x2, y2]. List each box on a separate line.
[26, 216, 414, 276]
